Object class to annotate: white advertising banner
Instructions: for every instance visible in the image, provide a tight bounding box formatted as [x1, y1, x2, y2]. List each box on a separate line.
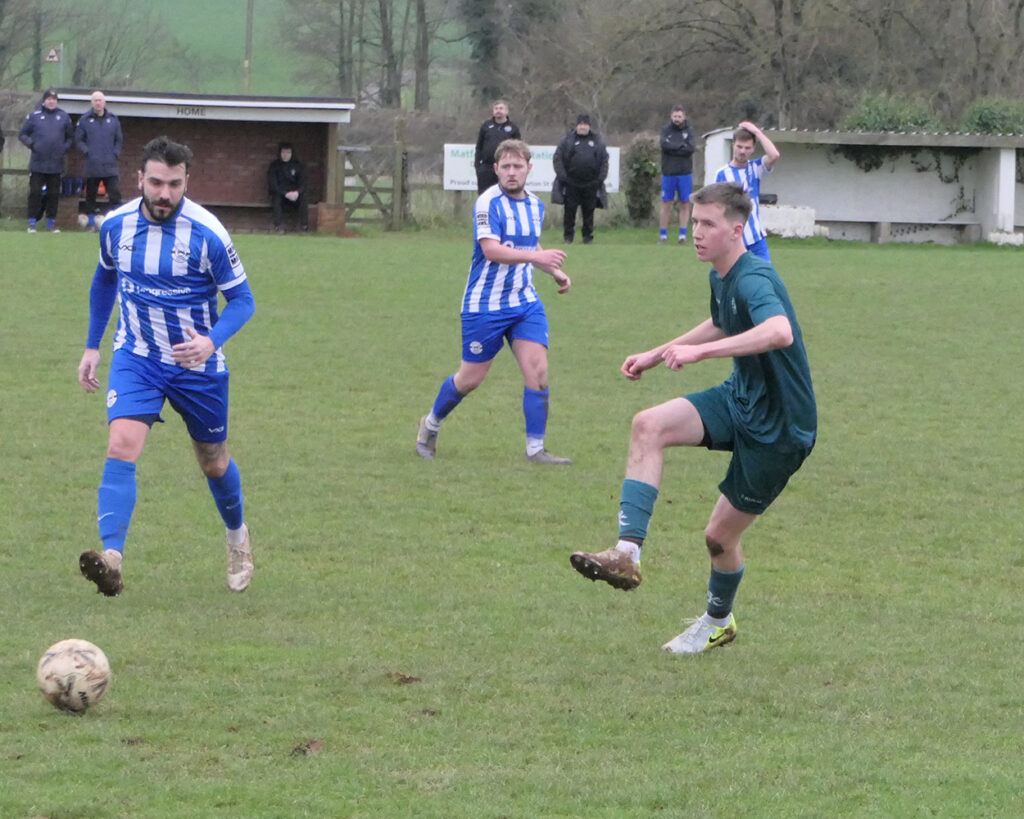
[443, 143, 620, 194]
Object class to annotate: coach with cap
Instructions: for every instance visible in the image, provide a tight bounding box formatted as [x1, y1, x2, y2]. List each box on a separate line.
[18, 88, 74, 233]
[552, 113, 609, 245]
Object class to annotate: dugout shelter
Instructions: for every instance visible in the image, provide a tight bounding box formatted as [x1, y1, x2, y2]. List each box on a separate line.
[704, 126, 1024, 245]
[56, 90, 355, 234]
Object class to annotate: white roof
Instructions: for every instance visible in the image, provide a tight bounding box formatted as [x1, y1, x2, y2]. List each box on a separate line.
[58, 90, 354, 125]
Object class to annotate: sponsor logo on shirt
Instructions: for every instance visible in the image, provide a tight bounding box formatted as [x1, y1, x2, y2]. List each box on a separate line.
[226, 244, 241, 267]
[121, 279, 193, 297]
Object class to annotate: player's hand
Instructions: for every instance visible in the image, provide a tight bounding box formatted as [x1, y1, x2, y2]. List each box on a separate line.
[285, 191, 299, 202]
[533, 248, 567, 273]
[78, 349, 101, 393]
[621, 350, 661, 380]
[738, 120, 759, 133]
[171, 328, 216, 369]
[662, 344, 702, 371]
[551, 269, 571, 294]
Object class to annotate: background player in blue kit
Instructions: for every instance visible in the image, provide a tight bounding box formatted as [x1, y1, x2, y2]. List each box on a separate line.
[76, 136, 256, 597]
[658, 105, 696, 245]
[416, 139, 573, 465]
[570, 182, 815, 654]
[715, 121, 780, 261]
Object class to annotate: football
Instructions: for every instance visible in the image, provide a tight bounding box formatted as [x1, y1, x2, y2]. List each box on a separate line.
[77, 213, 89, 228]
[36, 639, 111, 713]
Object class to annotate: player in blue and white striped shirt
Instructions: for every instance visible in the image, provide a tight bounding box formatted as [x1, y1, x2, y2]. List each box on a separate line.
[416, 139, 574, 464]
[76, 136, 256, 597]
[714, 121, 780, 261]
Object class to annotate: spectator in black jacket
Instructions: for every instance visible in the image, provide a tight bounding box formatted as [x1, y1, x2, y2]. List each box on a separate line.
[76, 90, 124, 231]
[552, 114, 609, 245]
[267, 142, 309, 232]
[18, 88, 74, 233]
[474, 100, 521, 193]
[659, 105, 697, 245]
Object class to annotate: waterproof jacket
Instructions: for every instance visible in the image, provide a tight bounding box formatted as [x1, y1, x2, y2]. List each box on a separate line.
[475, 117, 521, 168]
[552, 127, 610, 207]
[19, 100, 74, 174]
[76, 108, 123, 178]
[268, 156, 307, 196]
[660, 120, 696, 176]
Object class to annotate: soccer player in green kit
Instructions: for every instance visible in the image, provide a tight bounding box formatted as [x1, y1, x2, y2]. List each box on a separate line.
[570, 181, 816, 654]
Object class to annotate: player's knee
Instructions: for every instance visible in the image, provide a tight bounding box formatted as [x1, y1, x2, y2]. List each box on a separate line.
[704, 532, 726, 557]
[455, 371, 484, 394]
[631, 409, 662, 446]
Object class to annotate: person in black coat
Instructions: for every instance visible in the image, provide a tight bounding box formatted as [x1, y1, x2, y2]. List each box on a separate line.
[552, 114, 609, 245]
[18, 88, 74, 232]
[474, 100, 521, 193]
[267, 142, 309, 232]
[76, 90, 124, 230]
[659, 105, 697, 244]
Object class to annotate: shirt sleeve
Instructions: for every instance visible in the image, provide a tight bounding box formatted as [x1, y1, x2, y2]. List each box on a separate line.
[738, 270, 786, 325]
[473, 193, 501, 243]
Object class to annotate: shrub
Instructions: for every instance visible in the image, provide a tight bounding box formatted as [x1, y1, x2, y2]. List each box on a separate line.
[622, 133, 660, 225]
[959, 99, 1024, 134]
[841, 93, 941, 132]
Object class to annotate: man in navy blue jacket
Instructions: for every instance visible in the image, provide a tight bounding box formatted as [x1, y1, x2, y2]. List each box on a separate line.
[76, 90, 123, 231]
[19, 88, 74, 233]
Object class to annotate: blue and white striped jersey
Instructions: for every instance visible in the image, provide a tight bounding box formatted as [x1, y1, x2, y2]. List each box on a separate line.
[715, 158, 772, 247]
[97, 197, 248, 374]
[461, 185, 544, 313]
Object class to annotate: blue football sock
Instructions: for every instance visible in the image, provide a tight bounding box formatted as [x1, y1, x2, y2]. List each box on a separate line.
[431, 375, 464, 421]
[207, 458, 245, 530]
[679, 228, 687, 240]
[523, 386, 549, 438]
[706, 565, 745, 619]
[87, 213, 96, 227]
[619, 478, 659, 542]
[659, 228, 668, 239]
[97, 458, 137, 553]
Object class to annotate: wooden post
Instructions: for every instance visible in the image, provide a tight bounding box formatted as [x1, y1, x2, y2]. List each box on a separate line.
[392, 115, 405, 231]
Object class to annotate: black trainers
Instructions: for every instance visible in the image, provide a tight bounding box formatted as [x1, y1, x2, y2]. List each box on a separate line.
[79, 550, 123, 597]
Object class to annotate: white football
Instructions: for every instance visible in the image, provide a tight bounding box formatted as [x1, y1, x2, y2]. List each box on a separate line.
[77, 213, 89, 228]
[95, 214, 105, 228]
[37, 639, 111, 713]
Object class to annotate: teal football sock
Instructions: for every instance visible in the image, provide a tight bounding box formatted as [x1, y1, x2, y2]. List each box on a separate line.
[618, 478, 659, 542]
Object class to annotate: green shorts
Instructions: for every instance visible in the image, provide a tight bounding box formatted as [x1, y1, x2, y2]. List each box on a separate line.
[686, 383, 813, 515]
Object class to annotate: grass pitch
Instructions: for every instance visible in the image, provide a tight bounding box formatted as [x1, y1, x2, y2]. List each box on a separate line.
[2, 228, 1024, 817]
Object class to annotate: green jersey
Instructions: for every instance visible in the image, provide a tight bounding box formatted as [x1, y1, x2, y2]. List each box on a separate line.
[708, 251, 816, 450]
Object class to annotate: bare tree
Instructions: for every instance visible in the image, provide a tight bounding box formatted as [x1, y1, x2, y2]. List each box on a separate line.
[67, 1, 182, 89]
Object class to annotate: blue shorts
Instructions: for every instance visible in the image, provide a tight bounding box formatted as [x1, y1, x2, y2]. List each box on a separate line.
[661, 174, 693, 202]
[106, 349, 230, 442]
[460, 301, 549, 362]
[686, 383, 812, 515]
